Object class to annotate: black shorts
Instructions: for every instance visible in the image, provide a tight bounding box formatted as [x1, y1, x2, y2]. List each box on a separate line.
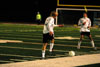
[81, 32, 90, 36]
[43, 33, 54, 43]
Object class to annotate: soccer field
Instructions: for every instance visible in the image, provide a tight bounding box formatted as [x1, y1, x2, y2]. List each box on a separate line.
[0, 24, 100, 64]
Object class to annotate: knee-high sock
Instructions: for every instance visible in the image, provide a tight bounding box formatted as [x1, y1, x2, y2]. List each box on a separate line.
[78, 41, 82, 48]
[42, 50, 45, 58]
[49, 43, 54, 52]
[91, 40, 95, 47]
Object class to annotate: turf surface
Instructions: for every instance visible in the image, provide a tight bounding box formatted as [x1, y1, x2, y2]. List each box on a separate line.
[0, 24, 100, 64]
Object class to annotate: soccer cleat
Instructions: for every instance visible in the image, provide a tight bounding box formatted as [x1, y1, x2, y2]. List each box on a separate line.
[94, 47, 97, 50]
[41, 56, 45, 60]
[77, 41, 81, 49]
[77, 46, 80, 49]
[49, 49, 54, 54]
[49, 51, 56, 56]
[49, 52, 53, 56]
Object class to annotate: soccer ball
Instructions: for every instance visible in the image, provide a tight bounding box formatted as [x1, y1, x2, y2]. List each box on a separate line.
[69, 51, 75, 57]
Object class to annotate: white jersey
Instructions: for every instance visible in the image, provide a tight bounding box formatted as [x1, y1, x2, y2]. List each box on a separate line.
[78, 17, 91, 32]
[43, 17, 56, 34]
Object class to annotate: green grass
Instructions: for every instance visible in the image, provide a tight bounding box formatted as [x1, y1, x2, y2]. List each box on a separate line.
[0, 24, 100, 64]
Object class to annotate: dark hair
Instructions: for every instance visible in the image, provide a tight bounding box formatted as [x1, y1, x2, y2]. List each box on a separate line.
[50, 11, 56, 16]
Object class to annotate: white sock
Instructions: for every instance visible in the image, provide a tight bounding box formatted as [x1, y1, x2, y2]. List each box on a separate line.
[49, 43, 54, 52]
[42, 50, 45, 58]
[91, 41, 95, 48]
[78, 41, 82, 49]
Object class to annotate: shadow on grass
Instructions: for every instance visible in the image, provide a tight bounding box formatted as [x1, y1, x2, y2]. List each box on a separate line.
[76, 63, 100, 67]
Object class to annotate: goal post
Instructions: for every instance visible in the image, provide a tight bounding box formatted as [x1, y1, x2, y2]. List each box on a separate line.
[56, 8, 100, 26]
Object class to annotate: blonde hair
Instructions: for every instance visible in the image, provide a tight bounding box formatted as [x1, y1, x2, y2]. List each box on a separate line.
[50, 11, 57, 16]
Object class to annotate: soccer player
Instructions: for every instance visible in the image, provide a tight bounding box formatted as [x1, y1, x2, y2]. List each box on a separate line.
[36, 12, 42, 25]
[77, 12, 97, 50]
[42, 11, 63, 59]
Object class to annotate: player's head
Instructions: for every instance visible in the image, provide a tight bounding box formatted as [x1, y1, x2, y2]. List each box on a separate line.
[50, 11, 58, 18]
[83, 12, 88, 18]
[37, 12, 40, 14]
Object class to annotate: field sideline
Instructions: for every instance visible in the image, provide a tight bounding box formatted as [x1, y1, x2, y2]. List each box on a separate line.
[0, 54, 100, 67]
[0, 23, 100, 64]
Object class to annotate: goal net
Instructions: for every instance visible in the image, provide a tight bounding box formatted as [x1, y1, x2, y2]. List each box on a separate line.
[56, 8, 100, 26]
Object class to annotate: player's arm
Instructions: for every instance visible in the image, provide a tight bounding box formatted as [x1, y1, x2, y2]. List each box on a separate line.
[54, 24, 64, 27]
[48, 24, 64, 36]
[78, 18, 86, 26]
[88, 19, 91, 29]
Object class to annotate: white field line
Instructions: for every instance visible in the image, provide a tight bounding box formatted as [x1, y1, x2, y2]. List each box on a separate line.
[0, 34, 42, 37]
[17, 42, 100, 49]
[95, 35, 100, 37]
[0, 60, 13, 63]
[0, 37, 40, 41]
[0, 46, 67, 52]
[0, 40, 23, 43]
[0, 54, 34, 58]
[0, 46, 40, 51]
[55, 36, 80, 40]
[10, 59, 28, 62]
[0, 30, 42, 32]
[0, 43, 100, 53]
[1, 40, 99, 49]
[0, 39, 100, 49]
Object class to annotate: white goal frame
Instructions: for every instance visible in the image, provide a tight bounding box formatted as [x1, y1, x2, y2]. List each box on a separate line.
[56, 8, 100, 25]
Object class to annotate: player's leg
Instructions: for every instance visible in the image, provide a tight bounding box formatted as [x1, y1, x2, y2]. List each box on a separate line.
[88, 34, 97, 50]
[42, 33, 49, 58]
[77, 34, 84, 49]
[42, 43, 48, 58]
[49, 39, 54, 52]
[49, 34, 54, 52]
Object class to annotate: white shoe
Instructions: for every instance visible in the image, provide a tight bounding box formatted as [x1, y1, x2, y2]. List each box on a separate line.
[77, 46, 80, 49]
[94, 47, 97, 50]
[42, 56, 45, 59]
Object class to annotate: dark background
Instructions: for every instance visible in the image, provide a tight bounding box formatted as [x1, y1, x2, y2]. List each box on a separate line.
[0, 0, 57, 23]
[0, 0, 100, 24]
[60, 0, 100, 5]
